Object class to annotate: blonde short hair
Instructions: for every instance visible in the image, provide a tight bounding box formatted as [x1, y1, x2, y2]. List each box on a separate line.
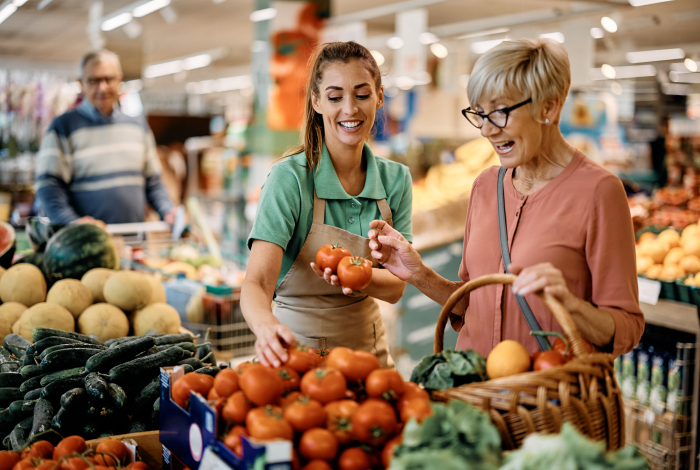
[467, 38, 571, 123]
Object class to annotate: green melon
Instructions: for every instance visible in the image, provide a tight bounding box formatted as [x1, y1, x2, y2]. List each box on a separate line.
[43, 224, 120, 283]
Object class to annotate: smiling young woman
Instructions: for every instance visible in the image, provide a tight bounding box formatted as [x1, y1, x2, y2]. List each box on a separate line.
[241, 41, 413, 368]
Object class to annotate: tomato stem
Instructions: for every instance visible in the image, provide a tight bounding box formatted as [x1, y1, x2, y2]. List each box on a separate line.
[530, 330, 569, 356]
[351, 256, 365, 266]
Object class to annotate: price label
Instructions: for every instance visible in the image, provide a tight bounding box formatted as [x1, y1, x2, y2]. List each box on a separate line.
[638, 278, 662, 305]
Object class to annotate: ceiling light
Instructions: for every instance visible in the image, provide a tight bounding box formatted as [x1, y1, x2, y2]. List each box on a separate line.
[685, 58, 699, 73]
[590, 27, 604, 39]
[182, 54, 211, 70]
[629, 0, 671, 6]
[601, 17, 618, 33]
[419, 32, 439, 45]
[249, 7, 276, 22]
[370, 50, 385, 67]
[539, 32, 565, 43]
[12, 0, 28, 6]
[611, 82, 623, 95]
[601, 64, 616, 79]
[101, 12, 133, 31]
[661, 83, 692, 95]
[186, 75, 252, 94]
[144, 60, 182, 78]
[386, 37, 404, 50]
[457, 28, 509, 40]
[471, 38, 506, 55]
[430, 43, 448, 59]
[670, 71, 700, 83]
[159, 5, 177, 23]
[626, 48, 685, 63]
[395, 76, 414, 91]
[0, 3, 17, 25]
[133, 0, 170, 18]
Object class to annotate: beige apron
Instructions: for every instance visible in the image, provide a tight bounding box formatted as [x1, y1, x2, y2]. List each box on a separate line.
[273, 192, 394, 368]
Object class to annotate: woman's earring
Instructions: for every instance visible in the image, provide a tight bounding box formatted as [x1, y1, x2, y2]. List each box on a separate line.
[545, 119, 550, 124]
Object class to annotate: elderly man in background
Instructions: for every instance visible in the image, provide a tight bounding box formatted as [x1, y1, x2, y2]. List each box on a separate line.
[35, 50, 175, 227]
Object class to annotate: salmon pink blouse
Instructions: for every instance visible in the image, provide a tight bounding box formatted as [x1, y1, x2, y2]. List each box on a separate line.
[452, 150, 644, 357]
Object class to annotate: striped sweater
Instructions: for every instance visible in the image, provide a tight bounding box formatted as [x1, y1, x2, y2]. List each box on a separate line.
[35, 100, 173, 225]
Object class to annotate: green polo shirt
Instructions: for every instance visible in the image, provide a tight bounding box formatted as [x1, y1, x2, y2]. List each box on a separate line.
[248, 143, 413, 288]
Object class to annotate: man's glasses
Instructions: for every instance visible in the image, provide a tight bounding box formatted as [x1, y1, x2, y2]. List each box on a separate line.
[461, 98, 532, 129]
[84, 76, 119, 86]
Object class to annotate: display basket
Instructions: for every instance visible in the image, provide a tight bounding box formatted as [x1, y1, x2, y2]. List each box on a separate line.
[430, 273, 625, 451]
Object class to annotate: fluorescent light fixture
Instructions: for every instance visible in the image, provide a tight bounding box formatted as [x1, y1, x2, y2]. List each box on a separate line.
[601, 64, 616, 79]
[661, 83, 692, 95]
[370, 50, 385, 67]
[430, 43, 448, 59]
[182, 54, 211, 70]
[0, 3, 17, 25]
[386, 37, 404, 50]
[457, 27, 509, 40]
[186, 75, 252, 94]
[12, 0, 28, 6]
[144, 60, 183, 78]
[629, 0, 671, 6]
[471, 38, 506, 54]
[670, 71, 700, 83]
[626, 48, 685, 63]
[102, 12, 133, 31]
[611, 82, 623, 96]
[249, 7, 276, 22]
[601, 17, 617, 33]
[539, 32, 564, 43]
[419, 32, 439, 45]
[133, 0, 170, 18]
[590, 27, 604, 39]
[685, 58, 699, 73]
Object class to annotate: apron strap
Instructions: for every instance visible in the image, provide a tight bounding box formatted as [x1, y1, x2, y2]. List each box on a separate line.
[313, 191, 326, 224]
[377, 199, 393, 227]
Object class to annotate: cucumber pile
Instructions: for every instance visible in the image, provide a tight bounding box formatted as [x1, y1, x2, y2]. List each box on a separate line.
[0, 327, 213, 449]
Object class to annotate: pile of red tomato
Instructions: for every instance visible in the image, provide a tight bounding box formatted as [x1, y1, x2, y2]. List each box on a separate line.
[316, 243, 372, 291]
[0, 436, 150, 470]
[171, 346, 433, 470]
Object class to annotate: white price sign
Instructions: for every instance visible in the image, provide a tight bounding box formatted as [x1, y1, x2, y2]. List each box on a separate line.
[638, 278, 662, 305]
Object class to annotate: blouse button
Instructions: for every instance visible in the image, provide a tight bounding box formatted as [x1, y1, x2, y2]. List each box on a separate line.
[521, 196, 524, 200]
[350, 202, 356, 208]
[349, 218, 355, 224]
[516, 212, 519, 216]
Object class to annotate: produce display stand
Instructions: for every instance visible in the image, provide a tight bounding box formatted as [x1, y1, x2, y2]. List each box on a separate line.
[87, 431, 162, 469]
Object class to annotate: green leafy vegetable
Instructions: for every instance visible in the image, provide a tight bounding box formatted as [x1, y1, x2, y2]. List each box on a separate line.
[411, 349, 488, 390]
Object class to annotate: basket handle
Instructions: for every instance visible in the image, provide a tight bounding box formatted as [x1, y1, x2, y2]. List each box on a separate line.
[434, 273, 589, 358]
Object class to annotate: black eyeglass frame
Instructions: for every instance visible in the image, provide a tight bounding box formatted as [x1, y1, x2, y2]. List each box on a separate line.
[461, 98, 533, 129]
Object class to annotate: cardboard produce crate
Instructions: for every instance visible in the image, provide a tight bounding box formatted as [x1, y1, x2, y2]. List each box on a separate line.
[87, 431, 161, 469]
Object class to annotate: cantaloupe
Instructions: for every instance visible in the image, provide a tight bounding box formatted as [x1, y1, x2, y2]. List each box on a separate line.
[78, 303, 129, 343]
[646, 264, 664, 280]
[103, 271, 152, 311]
[0, 302, 27, 327]
[660, 265, 685, 282]
[680, 255, 700, 274]
[663, 247, 685, 266]
[658, 229, 681, 249]
[0, 264, 47, 307]
[16, 302, 74, 340]
[132, 302, 181, 336]
[146, 275, 166, 304]
[81, 268, 116, 303]
[46, 279, 93, 318]
[637, 232, 656, 244]
[636, 255, 655, 275]
[682, 237, 700, 257]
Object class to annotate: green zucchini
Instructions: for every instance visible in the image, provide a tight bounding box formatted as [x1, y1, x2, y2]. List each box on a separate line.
[107, 347, 188, 384]
[107, 383, 127, 409]
[29, 398, 54, 440]
[0, 373, 25, 388]
[31, 328, 102, 346]
[195, 366, 220, 377]
[23, 389, 42, 400]
[3, 335, 30, 358]
[20, 375, 47, 393]
[60, 388, 87, 410]
[40, 348, 103, 372]
[41, 377, 86, 400]
[134, 376, 159, 408]
[39, 343, 106, 360]
[40, 367, 88, 387]
[85, 373, 108, 399]
[9, 399, 38, 420]
[20, 365, 44, 380]
[0, 409, 15, 433]
[26, 336, 87, 355]
[9, 417, 33, 450]
[0, 388, 25, 407]
[154, 334, 195, 346]
[85, 337, 156, 372]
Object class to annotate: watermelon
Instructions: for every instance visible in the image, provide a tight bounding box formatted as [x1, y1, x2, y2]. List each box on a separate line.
[43, 224, 120, 283]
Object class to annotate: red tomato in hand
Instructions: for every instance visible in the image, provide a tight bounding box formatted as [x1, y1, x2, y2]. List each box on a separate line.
[284, 396, 327, 432]
[365, 369, 404, 400]
[246, 405, 294, 440]
[337, 257, 372, 291]
[172, 372, 215, 409]
[338, 447, 372, 470]
[324, 400, 359, 445]
[214, 368, 240, 397]
[53, 436, 87, 461]
[533, 350, 567, 371]
[326, 347, 380, 382]
[299, 428, 338, 461]
[276, 365, 300, 393]
[316, 244, 352, 273]
[351, 398, 397, 446]
[239, 364, 284, 406]
[300, 368, 347, 404]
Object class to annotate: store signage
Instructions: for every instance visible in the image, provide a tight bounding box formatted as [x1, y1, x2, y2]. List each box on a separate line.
[638, 277, 662, 305]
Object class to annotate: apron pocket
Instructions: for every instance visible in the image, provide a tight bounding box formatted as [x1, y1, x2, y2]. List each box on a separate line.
[295, 335, 327, 351]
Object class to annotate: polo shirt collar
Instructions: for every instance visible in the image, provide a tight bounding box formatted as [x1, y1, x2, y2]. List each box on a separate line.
[77, 99, 120, 123]
[314, 143, 387, 200]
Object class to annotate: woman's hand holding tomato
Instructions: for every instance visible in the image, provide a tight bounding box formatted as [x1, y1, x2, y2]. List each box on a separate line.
[312, 244, 373, 295]
[316, 243, 351, 272]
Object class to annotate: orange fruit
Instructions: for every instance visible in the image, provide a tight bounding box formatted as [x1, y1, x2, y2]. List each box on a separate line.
[486, 340, 531, 379]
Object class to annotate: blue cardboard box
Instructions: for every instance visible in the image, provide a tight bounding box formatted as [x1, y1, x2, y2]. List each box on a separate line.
[159, 367, 292, 470]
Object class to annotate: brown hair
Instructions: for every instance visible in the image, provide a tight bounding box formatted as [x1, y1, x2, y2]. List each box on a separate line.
[283, 41, 382, 170]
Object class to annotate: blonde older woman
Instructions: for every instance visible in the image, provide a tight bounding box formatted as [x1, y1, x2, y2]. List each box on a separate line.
[369, 38, 644, 357]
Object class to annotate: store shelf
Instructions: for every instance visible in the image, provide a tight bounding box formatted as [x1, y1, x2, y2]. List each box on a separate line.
[640, 300, 700, 334]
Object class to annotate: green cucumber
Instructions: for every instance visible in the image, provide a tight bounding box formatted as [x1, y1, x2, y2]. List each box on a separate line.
[9, 417, 33, 450]
[31, 328, 102, 346]
[0, 388, 25, 407]
[85, 337, 156, 372]
[106, 337, 138, 348]
[9, 399, 38, 420]
[107, 347, 188, 384]
[40, 348, 103, 372]
[20, 375, 47, 393]
[154, 334, 195, 346]
[177, 357, 205, 370]
[0, 362, 19, 374]
[20, 365, 44, 380]
[39, 343, 106, 360]
[51, 407, 73, 433]
[135, 346, 159, 358]
[40, 367, 88, 386]
[107, 383, 127, 409]
[22, 355, 37, 367]
[181, 364, 194, 374]
[81, 421, 99, 440]
[156, 342, 197, 353]
[0, 348, 20, 373]
[129, 421, 147, 433]
[29, 399, 54, 441]
[3, 335, 30, 358]
[60, 388, 87, 410]
[0, 373, 25, 388]
[85, 373, 108, 399]
[0, 409, 15, 433]
[134, 376, 159, 409]
[195, 366, 220, 377]
[41, 377, 86, 400]
[26, 336, 87, 356]
[23, 389, 42, 400]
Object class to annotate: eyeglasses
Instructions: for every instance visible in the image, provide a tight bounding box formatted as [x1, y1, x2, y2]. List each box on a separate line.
[461, 98, 532, 129]
[83, 76, 120, 87]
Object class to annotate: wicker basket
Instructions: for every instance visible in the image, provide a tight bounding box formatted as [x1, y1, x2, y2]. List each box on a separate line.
[430, 273, 625, 451]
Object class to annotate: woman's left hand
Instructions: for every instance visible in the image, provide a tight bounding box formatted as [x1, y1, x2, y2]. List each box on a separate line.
[310, 262, 354, 296]
[510, 263, 581, 312]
